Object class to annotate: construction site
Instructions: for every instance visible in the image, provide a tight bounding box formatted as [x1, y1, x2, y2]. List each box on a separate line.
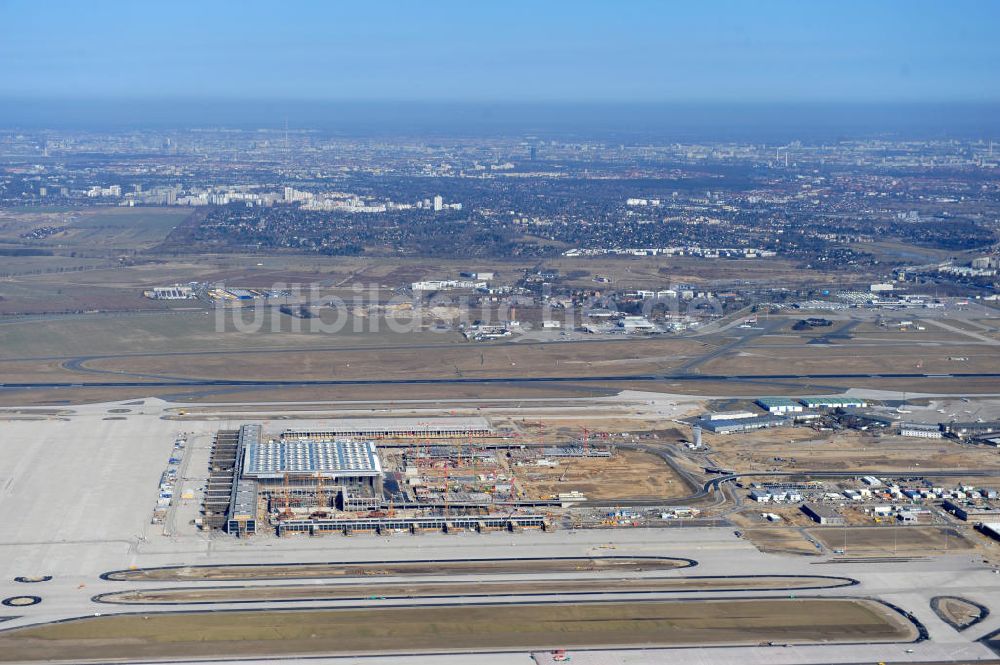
[201, 418, 658, 538]
[5, 396, 1000, 665]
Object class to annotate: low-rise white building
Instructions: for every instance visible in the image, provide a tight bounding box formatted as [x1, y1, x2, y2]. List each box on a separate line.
[145, 285, 195, 300]
[899, 422, 943, 438]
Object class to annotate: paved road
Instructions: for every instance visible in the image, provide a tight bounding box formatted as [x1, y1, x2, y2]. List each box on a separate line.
[675, 319, 782, 373]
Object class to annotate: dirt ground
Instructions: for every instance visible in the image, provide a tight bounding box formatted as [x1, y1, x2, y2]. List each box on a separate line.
[105, 556, 689, 582]
[99, 575, 855, 604]
[0, 599, 914, 662]
[516, 448, 689, 500]
[807, 526, 975, 555]
[709, 427, 1000, 474]
[739, 528, 821, 556]
[702, 339, 1000, 376]
[77, 337, 707, 382]
[0, 207, 192, 249]
[932, 596, 985, 630]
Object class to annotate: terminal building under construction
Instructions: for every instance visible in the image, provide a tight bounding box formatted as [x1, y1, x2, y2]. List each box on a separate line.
[217, 425, 386, 536]
[279, 416, 493, 440]
[204, 418, 548, 537]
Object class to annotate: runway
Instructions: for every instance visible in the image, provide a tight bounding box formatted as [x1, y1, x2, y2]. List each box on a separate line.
[1, 370, 996, 390]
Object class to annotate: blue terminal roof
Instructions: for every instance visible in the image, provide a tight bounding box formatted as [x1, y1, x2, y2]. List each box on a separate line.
[243, 439, 381, 479]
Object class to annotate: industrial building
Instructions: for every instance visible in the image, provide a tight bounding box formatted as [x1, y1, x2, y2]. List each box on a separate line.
[144, 285, 194, 299]
[700, 414, 790, 434]
[800, 397, 868, 409]
[942, 500, 1000, 521]
[280, 417, 493, 439]
[899, 422, 943, 439]
[705, 410, 757, 421]
[756, 397, 804, 415]
[977, 523, 1000, 541]
[618, 315, 656, 333]
[943, 422, 1000, 439]
[801, 503, 845, 525]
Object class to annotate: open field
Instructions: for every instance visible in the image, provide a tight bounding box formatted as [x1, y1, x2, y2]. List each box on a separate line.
[0, 311, 459, 359]
[55, 208, 192, 248]
[96, 575, 857, 604]
[700, 338, 1000, 377]
[0, 247, 842, 316]
[0, 207, 192, 250]
[709, 428, 1000, 474]
[0, 255, 112, 276]
[77, 337, 707, 382]
[517, 448, 690, 500]
[808, 526, 975, 556]
[0, 280, 179, 315]
[0, 598, 916, 662]
[104, 557, 691, 582]
[739, 529, 821, 556]
[0, 309, 704, 379]
[2, 263, 999, 405]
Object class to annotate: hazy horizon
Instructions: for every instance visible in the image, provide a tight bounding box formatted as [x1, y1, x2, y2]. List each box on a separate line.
[2, 99, 1000, 141]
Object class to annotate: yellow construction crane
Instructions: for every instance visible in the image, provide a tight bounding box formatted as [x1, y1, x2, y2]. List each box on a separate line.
[315, 472, 326, 511]
[443, 466, 450, 518]
[279, 471, 294, 519]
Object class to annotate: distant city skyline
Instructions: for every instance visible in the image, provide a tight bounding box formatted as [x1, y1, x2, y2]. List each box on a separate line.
[1, 0, 998, 104]
[2, 99, 999, 140]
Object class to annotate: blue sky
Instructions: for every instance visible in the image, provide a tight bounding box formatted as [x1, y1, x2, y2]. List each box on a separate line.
[1, 0, 998, 103]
